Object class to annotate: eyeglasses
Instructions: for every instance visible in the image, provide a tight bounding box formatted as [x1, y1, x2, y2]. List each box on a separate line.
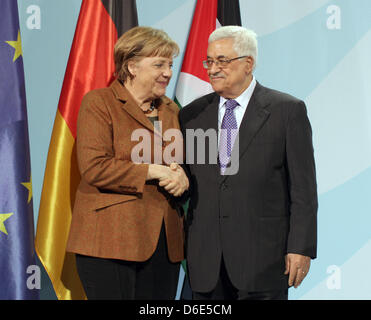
[202, 56, 248, 69]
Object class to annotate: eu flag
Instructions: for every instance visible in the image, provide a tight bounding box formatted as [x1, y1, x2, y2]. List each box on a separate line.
[0, 0, 38, 299]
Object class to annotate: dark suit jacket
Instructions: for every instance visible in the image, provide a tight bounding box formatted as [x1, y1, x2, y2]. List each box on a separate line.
[179, 82, 317, 293]
[67, 79, 184, 263]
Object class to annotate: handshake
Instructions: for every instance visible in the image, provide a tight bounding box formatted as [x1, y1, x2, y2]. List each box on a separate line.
[147, 163, 189, 197]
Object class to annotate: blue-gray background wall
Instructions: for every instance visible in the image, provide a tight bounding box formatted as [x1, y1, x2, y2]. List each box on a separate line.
[18, 0, 371, 299]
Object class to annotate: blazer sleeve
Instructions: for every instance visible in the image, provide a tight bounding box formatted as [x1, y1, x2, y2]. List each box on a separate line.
[285, 100, 318, 259]
[76, 91, 149, 195]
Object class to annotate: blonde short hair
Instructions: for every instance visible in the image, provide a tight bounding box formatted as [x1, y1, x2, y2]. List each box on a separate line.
[114, 26, 179, 82]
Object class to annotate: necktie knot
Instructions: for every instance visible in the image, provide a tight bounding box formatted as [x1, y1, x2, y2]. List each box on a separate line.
[225, 99, 239, 111]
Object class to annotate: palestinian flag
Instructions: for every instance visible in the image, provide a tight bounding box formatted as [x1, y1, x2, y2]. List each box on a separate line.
[35, 0, 138, 300]
[176, 0, 242, 299]
[175, 0, 242, 108]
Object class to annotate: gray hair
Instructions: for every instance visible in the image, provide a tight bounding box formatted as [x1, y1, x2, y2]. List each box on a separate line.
[208, 26, 258, 69]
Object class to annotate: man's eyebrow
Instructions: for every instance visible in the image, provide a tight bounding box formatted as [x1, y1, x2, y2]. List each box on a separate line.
[207, 55, 227, 59]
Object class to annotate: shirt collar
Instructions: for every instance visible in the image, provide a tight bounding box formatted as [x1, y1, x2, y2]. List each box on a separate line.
[219, 75, 257, 110]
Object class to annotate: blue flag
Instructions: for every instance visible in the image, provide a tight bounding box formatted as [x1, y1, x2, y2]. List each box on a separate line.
[0, 0, 38, 299]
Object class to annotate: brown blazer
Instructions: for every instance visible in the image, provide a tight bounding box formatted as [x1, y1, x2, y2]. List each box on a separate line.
[66, 79, 184, 263]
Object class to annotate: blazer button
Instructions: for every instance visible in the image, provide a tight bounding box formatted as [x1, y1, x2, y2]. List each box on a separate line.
[221, 183, 228, 190]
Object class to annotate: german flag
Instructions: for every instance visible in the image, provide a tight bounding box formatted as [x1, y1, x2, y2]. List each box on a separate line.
[35, 0, 138, 300]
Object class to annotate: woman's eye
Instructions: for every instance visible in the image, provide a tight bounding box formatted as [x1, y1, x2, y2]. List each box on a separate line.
[153, 62, 173, 70]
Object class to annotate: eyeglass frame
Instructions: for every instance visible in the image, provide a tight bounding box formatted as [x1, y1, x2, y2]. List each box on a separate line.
[202, 55, 249, 69]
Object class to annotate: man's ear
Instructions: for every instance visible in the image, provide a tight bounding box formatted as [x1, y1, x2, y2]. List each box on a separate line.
[245, 56, 254, 74]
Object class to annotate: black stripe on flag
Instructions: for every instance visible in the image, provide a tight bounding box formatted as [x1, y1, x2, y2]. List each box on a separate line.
[101, 0, 138, 36]
[217, 0, 242, 26]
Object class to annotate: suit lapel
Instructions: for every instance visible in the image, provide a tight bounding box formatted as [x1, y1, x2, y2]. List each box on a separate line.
[237, 82, 270, 158]
[195, 93, 219, 133]
[194, 94, 220, 181]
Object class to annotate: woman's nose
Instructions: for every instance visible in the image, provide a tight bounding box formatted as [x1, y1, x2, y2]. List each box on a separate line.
[162, 66, 172, 78]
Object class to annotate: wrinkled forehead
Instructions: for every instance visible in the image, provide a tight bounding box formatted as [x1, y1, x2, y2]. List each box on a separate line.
[207, 38, 237, 58]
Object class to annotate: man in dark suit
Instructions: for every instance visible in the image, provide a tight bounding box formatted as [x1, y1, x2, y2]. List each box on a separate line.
[179, 26, 318, 300]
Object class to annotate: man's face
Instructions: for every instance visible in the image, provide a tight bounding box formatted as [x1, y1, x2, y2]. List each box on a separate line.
[206, 38, 253, 99]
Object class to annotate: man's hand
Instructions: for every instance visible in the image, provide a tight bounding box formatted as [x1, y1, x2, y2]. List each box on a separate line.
[158, 163, 189, 197]
[284, 253, 311, 288]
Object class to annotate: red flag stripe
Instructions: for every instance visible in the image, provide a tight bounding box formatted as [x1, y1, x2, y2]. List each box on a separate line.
[58, 0, 118, 138]
[180, 0, 217, 83]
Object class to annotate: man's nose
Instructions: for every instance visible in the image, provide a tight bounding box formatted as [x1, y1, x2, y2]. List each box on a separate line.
[208, 61, 221, 74]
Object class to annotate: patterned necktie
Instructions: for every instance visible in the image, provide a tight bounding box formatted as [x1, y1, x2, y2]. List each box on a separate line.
[219, 99, 239, 175]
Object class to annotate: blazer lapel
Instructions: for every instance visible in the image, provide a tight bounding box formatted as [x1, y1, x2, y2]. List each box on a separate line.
[157, 96, 177, 134]
[110, 79, 155, 133]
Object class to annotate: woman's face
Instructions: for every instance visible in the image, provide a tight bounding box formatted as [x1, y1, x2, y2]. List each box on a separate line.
[129, 56, 173, 100]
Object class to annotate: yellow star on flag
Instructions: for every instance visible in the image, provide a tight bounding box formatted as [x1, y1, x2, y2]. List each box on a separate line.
[5, 30, 23, 62]
[21, 175, 33, 204]
[0, 213, 14, 236]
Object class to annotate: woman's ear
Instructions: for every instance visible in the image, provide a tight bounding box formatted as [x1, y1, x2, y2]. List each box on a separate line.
[127, 60, 137, 78]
